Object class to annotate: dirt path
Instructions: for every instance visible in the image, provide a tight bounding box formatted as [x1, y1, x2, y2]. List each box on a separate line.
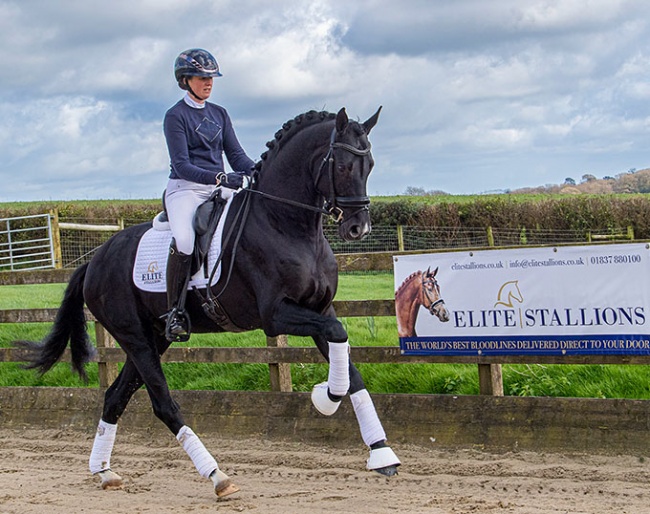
[1, 427, 649, 513]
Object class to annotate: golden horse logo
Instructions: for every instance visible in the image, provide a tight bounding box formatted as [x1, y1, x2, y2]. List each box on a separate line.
[494, 280, 524, 308]
[147, 261, 159, 274]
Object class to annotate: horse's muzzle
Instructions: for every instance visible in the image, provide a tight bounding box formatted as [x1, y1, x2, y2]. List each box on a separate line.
[338, 208, 371, 242]
[429, 299, 450, 322]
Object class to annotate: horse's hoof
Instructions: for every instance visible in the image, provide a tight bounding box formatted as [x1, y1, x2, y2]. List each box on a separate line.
[97, 469, 123, 490]
[374, 465, 399, 477]
[311, 382, 341, 416]
[211, 469, 240, 498]
[366, 446, 401, 476]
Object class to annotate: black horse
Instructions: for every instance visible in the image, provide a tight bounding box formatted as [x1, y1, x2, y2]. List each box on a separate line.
[18, 107, 400, 497]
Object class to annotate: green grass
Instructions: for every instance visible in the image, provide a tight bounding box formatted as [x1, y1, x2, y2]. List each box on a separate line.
[3, 272, 650, 399]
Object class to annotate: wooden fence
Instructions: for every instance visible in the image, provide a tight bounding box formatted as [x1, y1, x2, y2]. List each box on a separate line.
[3, 248, 650, 397]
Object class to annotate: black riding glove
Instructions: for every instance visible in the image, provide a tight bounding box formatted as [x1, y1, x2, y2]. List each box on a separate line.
[216, 172, 244, 189]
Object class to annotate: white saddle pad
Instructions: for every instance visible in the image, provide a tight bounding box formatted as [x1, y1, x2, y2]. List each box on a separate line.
[132, 195, 234, 293]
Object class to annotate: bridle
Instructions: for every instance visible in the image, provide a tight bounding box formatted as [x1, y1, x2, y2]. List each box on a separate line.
[422, 274, 445, 316]
[315, 127, 372, 223]
[246, 126, 372, 223]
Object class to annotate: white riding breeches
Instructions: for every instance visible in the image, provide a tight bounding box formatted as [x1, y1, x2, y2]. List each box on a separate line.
[165, 179, 218, 255]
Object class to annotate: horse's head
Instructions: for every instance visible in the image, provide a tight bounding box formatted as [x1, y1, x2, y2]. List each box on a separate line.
[421, 267, 450, 322]
[317, 107, 381, 242]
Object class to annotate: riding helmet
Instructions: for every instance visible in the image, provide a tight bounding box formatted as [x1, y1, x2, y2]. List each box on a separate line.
[174, 48, 222, 89]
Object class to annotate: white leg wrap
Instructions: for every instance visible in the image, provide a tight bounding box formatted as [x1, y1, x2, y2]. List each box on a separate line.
[89, 419, 117, 474]
[327, 341, 350, 396]
[177, 425, 219, 479]
[351, 389, 386, 447]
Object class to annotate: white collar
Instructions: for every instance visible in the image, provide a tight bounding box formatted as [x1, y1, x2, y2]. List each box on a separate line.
[183, 92, 205, 109]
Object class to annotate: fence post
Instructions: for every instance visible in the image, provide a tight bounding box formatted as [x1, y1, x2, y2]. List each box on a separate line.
[478, 363, 504, 396]
[627, 225, 635, 240]
[49, 209, 63, 269]
[482, 225, 504, 394]
[267, 335, 293, 392]
[486, 226, 494, 247]
[397, 225, 404, 252]
[95, 323, 119, 388]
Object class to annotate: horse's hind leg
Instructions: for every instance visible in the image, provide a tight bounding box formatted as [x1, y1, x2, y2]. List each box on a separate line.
[116, 333, 238, 497]
[89, 358, 144, 489]
[311, 334, 401, 476]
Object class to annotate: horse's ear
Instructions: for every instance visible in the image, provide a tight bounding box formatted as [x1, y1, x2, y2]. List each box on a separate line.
[336, 107, 349, 133]
[433, 267, 438, 277]
[363, 106, 382, 135]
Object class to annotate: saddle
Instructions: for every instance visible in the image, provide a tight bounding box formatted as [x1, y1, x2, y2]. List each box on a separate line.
[160, 189, 228, 276]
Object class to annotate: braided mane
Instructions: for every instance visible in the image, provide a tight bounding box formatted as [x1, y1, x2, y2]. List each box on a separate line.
[254, 110, 336, 171]
[395, 271, 422, 295]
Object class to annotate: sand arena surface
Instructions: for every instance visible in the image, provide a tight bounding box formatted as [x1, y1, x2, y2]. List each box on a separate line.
[1, 427, 649, 513]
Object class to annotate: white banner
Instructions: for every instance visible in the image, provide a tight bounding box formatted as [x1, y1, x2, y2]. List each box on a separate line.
[393, 243, 650, 356]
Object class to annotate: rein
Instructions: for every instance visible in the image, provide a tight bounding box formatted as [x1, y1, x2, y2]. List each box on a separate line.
[245, 127, 372, 223]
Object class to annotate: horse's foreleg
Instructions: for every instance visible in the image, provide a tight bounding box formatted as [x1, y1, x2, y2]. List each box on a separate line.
[311, 339, 350, 415]
[313, 334, 401, 476]
[351, 389, 401, 476]
[267, 301, 350, 415]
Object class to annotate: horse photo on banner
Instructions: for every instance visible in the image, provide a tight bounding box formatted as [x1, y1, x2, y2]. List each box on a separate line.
[393, 243, 650, 357]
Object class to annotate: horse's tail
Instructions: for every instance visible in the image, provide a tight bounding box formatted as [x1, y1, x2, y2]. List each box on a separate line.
[16, 263, 96, 382]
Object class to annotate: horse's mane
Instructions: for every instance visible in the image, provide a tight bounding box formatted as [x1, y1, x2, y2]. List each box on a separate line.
[395, 271, 422, 295]
[254, 110, 336, 172]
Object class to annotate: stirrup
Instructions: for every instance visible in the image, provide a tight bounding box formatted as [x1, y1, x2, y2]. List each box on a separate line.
[165, 308, 191, 342]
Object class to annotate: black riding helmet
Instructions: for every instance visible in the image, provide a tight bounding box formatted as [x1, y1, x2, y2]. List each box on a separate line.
[174, 48, 222, 92]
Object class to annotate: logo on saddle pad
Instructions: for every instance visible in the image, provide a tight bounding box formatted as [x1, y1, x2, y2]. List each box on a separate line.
[142, 261, 164, 285]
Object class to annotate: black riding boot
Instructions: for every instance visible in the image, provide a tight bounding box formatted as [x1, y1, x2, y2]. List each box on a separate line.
[164, 245, 192, 342]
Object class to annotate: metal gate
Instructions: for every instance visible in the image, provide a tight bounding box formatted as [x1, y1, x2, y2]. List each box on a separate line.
[0, 214, 56, 271]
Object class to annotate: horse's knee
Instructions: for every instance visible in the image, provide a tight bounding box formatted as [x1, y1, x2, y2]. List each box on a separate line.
[151, 398, 184, 434]
[325, 320, 347, 342]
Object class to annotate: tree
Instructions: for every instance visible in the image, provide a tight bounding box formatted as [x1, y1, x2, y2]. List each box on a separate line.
[404, 186, 427, 196]
[564, 177, 576, 185]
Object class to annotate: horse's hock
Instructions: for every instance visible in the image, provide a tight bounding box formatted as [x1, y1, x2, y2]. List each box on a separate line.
[2, 387, 650, 455]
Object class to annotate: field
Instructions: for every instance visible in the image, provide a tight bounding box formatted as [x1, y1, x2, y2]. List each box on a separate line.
[3, 272, 650, 399]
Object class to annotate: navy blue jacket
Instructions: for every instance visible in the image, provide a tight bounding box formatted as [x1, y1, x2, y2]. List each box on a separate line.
[164, 99, 255, 184]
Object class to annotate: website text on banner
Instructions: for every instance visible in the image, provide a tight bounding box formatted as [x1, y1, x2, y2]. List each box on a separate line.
[393, 243, 650, 356]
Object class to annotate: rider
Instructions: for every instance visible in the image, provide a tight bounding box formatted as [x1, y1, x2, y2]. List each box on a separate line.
[163, 48, 256, 342]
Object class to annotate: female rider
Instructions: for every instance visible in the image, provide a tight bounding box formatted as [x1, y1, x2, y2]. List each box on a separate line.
[163, 48, 255, 342]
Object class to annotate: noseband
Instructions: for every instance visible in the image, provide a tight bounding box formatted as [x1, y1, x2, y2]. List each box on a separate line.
[316, 127, 372, 223]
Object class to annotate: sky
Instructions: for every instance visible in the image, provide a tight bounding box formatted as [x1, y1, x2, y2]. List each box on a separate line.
[1, 0, 649, 202]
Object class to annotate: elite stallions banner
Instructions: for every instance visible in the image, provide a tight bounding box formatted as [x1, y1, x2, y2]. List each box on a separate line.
[394, 244, 650, 356]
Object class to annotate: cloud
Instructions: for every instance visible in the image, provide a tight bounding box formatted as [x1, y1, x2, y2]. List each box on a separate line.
[0, 0, 649, 201]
